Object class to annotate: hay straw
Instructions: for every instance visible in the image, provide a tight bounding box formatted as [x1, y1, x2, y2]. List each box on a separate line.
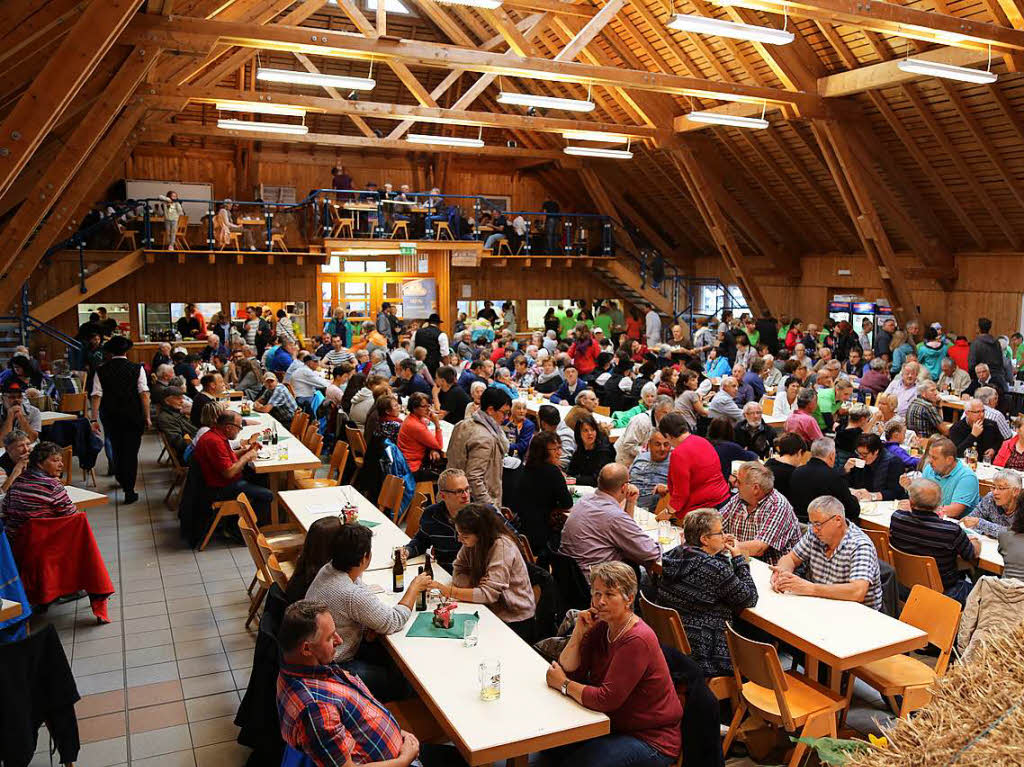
[846, 619, 1024, 767]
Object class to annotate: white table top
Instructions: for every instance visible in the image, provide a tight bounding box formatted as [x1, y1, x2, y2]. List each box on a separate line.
[225, 405, 322, 474]
[67, 485, 108, 509]
[40, 411, 76, 426]
[361, 564, 609, 764]
[859, 499, 1004, 574]
[742, 558, 927, 668]
[0, 598, 22, 622]
[278, 485, 421, 571]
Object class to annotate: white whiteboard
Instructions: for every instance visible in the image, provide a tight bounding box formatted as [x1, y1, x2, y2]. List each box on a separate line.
[124, 179, 214, 222]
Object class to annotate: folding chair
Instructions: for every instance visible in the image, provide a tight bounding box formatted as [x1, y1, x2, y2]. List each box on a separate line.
[238, 517, 273, 629]
[377, 475, 404, 521]
[890, 546, 945, 593]
[296, 441, 349, 490]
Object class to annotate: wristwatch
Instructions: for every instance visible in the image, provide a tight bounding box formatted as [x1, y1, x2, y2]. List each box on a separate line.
[560, 680, 570, 696]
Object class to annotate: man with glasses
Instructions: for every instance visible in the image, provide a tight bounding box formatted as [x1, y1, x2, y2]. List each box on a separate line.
[193, 411, 273, 523]
[948, 397, 1002, 461]
[402, 468, 515, 571]
[771, 495, 882, 610]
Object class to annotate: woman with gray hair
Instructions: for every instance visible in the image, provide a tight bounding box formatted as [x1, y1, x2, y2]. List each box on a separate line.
[655, 509, 758, 677]
[544, 561, 682, 767]
[963, 470, 1023, 537]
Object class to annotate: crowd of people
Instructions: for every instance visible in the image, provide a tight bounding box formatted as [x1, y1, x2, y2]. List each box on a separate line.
[7, 296, 1024, 766]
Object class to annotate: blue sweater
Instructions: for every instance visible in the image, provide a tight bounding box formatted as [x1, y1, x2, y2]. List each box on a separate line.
[550, 379, 587, 405]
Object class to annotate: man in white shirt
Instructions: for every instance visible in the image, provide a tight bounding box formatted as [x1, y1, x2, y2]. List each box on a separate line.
[324, 363, 353, 406]
[289, 356, 328, 412]
[645, 306, 662, 346]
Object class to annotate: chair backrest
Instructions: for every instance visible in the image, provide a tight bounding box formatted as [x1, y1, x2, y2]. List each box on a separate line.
[594, 405, 611, 416]
[265, 552, 291, 591]
[404, 493, 426, 538]
[378, 474, 404, 518]
[290, 411, 309, 438]
[725, 623, 796, 730]
[762, 396, 774, 416]
[900, 585, 962, 676]
[238, 517, 272, 583]
[863, 527, 893, 566]
[59, 391, 86, 414]
[233, 494, 260, 530]
[639, 594, 692, 655]
[284, 382, 297, 398]
[306, 433, 323, 459]
[346, 426, 367, 458]
[653, 493, 673, 519]
[176, 215, 189, 233]
[58, 445, 72, 485]
[327, 441, 349, 481]
[160, 431, 185, 471]
[302, 424, 318, 448]
[514, 534, 537, 565]
[890, 545, 945, 593]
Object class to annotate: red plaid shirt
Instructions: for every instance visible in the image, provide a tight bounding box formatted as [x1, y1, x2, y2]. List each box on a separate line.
[277, 663, 403, 766]
[720, 490, 801, 564]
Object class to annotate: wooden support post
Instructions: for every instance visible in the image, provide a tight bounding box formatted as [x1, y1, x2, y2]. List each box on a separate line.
[0, 0, 142, 199]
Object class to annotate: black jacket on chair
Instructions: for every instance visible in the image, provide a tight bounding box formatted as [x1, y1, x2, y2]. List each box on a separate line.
[787, 457, 860, 523]
[236, 585, 289, 767]
[0, 624, 80, 767]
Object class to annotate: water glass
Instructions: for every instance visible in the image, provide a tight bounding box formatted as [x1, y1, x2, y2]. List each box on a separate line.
[658, 520, 674, 545]
[463, 617, 479, 648]
[478, 658, 501, 701]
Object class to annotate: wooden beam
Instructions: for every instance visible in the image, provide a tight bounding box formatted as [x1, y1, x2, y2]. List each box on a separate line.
[0, 0, 82, 71]
[123, 15, 829, 112]
[818, 46, 994, 96]
[498, 0, 597, 17]
[0, 49, 158, 280]
[810, 120, 916, 322]
[152, 86, 665, 139]
[0, 106, 147, 312]
[293, 52, 375, 138]
[669, 147, 770, 316]
[32, 249, 147, 323]
[554, 0, 626, 62]
[0, 0, 142, 200]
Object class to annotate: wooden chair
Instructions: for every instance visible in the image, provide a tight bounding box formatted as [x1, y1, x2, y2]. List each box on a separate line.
[850, 585, 962, 719]
[160, 431, 188, 509]
[378, 474, 405, 521]
[413, 480, 436, 506]
[59, 392, 87, 415]
[330, 205, 354, 237]
[390, 221, 410, 239]
[722, 624, 848, 767]
[514, 534, 537, 565]
[284, 381, 297, 398]
[434, 221, 453, 241]
[289, 411, 310, 439]
[652, 493, 673, 520]
[60, 445, 73, 486]
[257, 533, 296, 591]
[302, 424, 319, 449]
[593, 405, 611, 416]
[346, 426, 366, 485]
[218, 229, 242, 251]
[270, 233, 289, 252]
[238, 517, 273, 628]
[762, 396, 774, 415]
[235, 492, 305, 560]
[495, 239, 513, 255]
[173, 215, 190, 250]
[115, 225, 136, 250]
[890, 545, 945, 593]
[864, 527, 893, 566]
[297, 441, 349, 490]
[198, 498, 241, 552]
[404, 492, 427, 538]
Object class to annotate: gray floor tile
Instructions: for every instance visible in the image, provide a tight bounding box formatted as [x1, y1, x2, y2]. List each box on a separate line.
[184, 690, 241, 722]
[123, 601, 169, 620]
[125, 629, 174, 650]
[77, 670, 126, 696]
[181, 671, 237, 700]
[72, 651, 124, 676]
[125, 661, 179, 689]
[125, 643, 177, 669]
[194, 740, 251, 767]
[75, 736, 127, 767]
[174, 638, 227, 660]
[177, 653, 231, 679]
[188, 715, 241, 747]
[129, 723, 193, 760]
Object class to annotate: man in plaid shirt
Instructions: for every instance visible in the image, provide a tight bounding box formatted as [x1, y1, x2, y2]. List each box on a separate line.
[720, 462, 801, 565]
[772, 495, 882, 610]
[905, 380, 948, 439]
[276, 600, 420, 767]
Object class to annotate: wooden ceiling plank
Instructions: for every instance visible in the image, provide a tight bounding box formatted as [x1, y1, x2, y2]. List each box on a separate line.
[293, 52, 375, 137]
[0, 0, 83, 70]
[0, 0, 142, 201]
[624, 0, 727, 81]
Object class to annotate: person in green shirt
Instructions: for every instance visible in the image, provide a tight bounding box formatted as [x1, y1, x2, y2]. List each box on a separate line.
[608, 300, 625, 338]
[595, 306, 613, 337]
[743, 317, 759, 348]
[1009, 332, 1024, 377]
[777, 315, 791, 342]
[558, 307, 575, 336]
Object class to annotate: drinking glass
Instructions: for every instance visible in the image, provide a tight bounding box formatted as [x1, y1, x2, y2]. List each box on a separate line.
[658, 520, 674, 545]
[478, 658, 501, 701]
[463, 618, 479, 648]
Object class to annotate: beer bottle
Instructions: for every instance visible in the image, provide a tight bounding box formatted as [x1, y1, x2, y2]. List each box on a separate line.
[424, 551, 434, 581]
[416, 566, 427, 611]
[392, 547, 404, 593]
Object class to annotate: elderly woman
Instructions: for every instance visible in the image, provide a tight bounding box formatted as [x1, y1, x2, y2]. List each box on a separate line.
[673, 370, 707, 432]
[544, 562, 682, 767]
[568, 414, 616, 486]
[770, 376, 802, 420]
[994, 416, 1024, 470]
[611, 382, 657, 429]
[0, 429, 31, 498]
[305, 523, 431, 700]
[503, 399, 535, 459]
[964, 470, 1023, 538]
[464, 380, 487, 420]
[4, 441, 114, 622]
[845, 432, 908, 502]
[533, 354, 564, 394]
[656, 509, 758, 677]
[859, 356, 891, 397]
[867, 392, 900, 436]
[429, 504, 536, 641]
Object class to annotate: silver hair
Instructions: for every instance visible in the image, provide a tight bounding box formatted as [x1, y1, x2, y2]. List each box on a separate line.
[883, 418, 906, 440]
[869, 357, 886, 371]
[810, 437, 836, 459]
[975, 386, 998, 406]
[807, 494, 845, 520]
[576, 389, 597, 404]
[796, 388, 817, 409]
[653, 395, 674, 414]
[683, 509, 722, 547]
[470, 381, 487, 395]
[156, 364, 174, 379]
[641, 382, 658, 397]
[437, 467, 466, 490]
[740, 462, 774, 493]
[742, 401, 762, 414]
[721, 376, 737, 388]
[976, 363, 990, 373]
[917, 379, 938, 394]
[2, 429, 28, 447]
[589, 561, 637, 601]
[908, 478, 942, 510]
[994, 470, 1023, 488]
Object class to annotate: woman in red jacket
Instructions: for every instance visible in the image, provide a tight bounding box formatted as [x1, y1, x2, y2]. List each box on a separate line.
[397, 392, 446, 480]
[569, 324, 600, 377]
[994, 417, 1024, 471]
[784, 318, 804, 351]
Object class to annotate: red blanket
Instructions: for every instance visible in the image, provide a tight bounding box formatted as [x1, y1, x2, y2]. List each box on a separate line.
[10, 513, 114, 620]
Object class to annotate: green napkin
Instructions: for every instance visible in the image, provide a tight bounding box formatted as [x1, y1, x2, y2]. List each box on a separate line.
[405, 611, 479, 639]
[358, 519, 380, 528]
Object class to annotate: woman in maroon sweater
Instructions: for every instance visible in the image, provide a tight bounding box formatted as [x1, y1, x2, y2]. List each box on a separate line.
[545, 562, 681, 766]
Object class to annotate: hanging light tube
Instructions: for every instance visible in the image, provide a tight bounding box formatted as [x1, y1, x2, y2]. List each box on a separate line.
[434, 0, 502, 7]
[217, 118, 309, 135]
[563, 145, 633, 159]
[896, 57, 997, 83]
[407, 133, 485, 148]
[685, 108, 769, 129]
[561, 129, 631, 143]
[666, 13, 794, 45]
[256, 67, 376, 91]
[215, 101, 307, 117]
[497, 91, 596, 113]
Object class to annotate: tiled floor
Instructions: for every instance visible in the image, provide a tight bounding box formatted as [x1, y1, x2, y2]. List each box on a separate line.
[28, 434, 896, 766]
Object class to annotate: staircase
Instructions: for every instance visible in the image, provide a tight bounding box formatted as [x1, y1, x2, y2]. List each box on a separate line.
[0, 317, 23, 364]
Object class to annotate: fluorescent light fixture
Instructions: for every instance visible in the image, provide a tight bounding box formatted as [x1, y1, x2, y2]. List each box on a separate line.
[667, 14, 794, 45]
[564, 146, 633, 159]
[561, 130, 630, 143]
[407, 133, 485, 148]
[497, 91, 595, 113]
[217, 118, 309, 135]
[256, 67, 376, 91]
[215, 101, 306, 117]
[686, 109, 769, 129]
[896, 57, 997, 84]
[434, 0, 502, 7]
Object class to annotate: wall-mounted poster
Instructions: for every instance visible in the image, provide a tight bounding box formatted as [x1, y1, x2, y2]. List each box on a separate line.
[402, 278, 438, 319]
[479, 195, 512, 213]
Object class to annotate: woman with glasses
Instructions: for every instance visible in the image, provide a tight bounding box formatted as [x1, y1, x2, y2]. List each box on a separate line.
[963, 470, 1023, 538]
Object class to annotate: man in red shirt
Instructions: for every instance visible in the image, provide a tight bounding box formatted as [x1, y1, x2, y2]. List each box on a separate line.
[656, 413, 730, 520]
[193, 411, 273, 523]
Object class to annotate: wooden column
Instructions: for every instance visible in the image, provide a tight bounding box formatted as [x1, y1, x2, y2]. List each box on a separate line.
[0, 0, 142, 199]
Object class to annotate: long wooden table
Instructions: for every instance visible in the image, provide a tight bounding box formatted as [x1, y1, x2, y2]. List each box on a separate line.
[40, 411, 76, 427]
[68, 485, 108, 509]
[859, 499, 1004, 575]
[0, 599, 22, 623]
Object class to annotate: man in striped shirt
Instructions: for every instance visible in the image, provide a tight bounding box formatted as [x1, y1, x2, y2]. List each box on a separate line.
[890, 477, 980, 605]
[322, 335, 355, 368]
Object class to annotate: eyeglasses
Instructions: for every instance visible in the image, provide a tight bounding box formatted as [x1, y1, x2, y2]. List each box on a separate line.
[441, 486, 470, 496]
[810, 515, 839, 530]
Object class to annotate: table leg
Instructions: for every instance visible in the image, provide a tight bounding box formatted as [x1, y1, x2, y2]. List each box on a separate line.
[805, 656, 819, 681]
[508, 757, 529, 767]
[270, 473, 281, 525]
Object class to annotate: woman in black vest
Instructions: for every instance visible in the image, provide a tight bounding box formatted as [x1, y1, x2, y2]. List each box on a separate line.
[90, 336, 149, 504]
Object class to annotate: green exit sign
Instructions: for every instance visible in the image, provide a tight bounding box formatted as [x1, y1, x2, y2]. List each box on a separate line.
[399, 243, 417, 256]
